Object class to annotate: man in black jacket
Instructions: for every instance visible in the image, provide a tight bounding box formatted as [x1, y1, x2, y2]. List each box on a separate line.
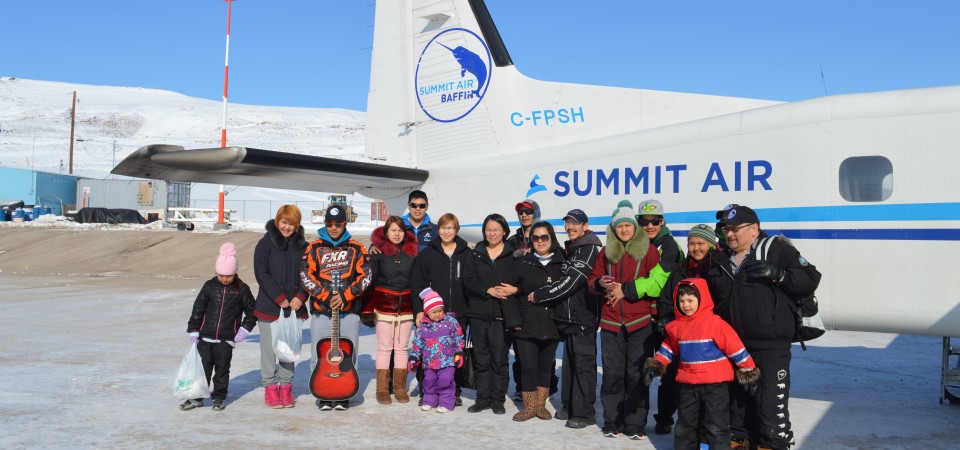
[530, 209, 602, 428]
[705, 205, 821, 450]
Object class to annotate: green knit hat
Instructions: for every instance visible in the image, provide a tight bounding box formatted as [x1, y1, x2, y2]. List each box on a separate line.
[610, 200, 638, 228]
[688, 224, 718, 248]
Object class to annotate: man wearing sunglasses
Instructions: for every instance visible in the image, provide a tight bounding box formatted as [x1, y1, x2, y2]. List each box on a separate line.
[630, 199, 684, 434]
[401, 190, 439, 252]
[301, 203, 372, 410]
[507, 199, 541, 256]
[704, 205, 821, 450]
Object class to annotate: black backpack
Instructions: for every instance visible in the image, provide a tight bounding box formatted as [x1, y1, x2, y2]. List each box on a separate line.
[756, 236, 825, 351]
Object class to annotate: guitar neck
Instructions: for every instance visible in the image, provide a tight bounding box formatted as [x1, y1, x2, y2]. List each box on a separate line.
[331, 305, 340, 346]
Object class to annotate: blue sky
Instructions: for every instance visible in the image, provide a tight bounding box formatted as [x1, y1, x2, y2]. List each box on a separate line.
[5, 1, 959, 111]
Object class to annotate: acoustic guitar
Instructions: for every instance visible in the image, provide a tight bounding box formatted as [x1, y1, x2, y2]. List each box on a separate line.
[309, 269, 360, 401]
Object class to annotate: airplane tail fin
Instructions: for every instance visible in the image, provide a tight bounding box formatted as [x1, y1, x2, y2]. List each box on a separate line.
[366, 0, 778, 169]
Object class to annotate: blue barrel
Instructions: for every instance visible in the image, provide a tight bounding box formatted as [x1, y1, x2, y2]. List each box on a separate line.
[22, 207, 33, 222]
[12, 208, 25, 223]
[33, 206, 47, 219]
[0, 209, 7, 222]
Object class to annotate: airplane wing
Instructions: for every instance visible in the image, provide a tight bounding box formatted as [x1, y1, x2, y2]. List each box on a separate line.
[110, 145, 428, 193]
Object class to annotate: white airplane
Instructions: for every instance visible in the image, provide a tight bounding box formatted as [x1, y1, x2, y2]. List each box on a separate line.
[114, 0, 960, 392]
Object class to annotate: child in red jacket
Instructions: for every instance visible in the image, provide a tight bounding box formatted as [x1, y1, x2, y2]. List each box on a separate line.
[643, 278, 759, 450]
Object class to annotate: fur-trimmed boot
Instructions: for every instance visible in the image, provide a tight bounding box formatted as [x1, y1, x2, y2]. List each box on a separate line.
[393, 368, 410, 403]
[535, 386, 552, 420]
[279, 384, 295, 408]
[376, 369, 392, 405]
[512, 391, 538, 422]
[264, 384, 283, 409]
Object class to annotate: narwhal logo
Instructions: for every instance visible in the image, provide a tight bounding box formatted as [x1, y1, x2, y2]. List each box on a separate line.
[415, 27, 493, 123]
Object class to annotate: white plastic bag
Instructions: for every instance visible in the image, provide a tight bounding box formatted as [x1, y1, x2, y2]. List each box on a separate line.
[272, 312, 302, 363]
[173, 343, 211, 400]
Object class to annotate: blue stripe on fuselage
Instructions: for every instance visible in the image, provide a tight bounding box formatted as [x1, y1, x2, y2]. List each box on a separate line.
[465, 202, 960, 241]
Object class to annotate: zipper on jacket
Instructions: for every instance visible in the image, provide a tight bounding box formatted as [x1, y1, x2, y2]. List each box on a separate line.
[215, 285, 228, 340]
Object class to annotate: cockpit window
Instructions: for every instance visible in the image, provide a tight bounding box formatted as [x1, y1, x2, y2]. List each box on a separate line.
[839, 156, 893, 202]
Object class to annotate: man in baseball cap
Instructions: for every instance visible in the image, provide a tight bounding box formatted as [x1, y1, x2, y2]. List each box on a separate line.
[544, 208, 603, 428]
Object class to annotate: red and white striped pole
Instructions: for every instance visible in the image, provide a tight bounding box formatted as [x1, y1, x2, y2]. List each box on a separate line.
[217, 0, 234, 225]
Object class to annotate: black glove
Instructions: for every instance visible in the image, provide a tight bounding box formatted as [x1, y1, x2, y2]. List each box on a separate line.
[655, 316, 672, 337]
[744, 381, 759, 396]
[643, 366, 659, 387]
[744, 261, 786, 285]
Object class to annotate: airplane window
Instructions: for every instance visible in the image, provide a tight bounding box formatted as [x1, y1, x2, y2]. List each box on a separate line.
[839, 156, 893, 202]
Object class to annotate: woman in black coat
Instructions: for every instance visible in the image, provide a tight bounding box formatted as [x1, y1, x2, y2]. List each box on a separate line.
[253, 205, 309, 409]
[462, 213, 518, 415]
[503, 221, 564, 422]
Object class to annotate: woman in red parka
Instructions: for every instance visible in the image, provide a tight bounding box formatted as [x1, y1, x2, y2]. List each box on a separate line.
[587, 200, 661, 440]
[364, 215, 418, 404]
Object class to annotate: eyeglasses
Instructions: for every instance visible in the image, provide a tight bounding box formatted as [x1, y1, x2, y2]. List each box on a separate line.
[484, 229, 503, 234]
[408, 202, 428, 209]
[721, 223, 752, 234]
[517, 209, 534, 216]
[638, 218, 663, 227]
[530, 234, 551, 243]
[325, 220, 345, 228]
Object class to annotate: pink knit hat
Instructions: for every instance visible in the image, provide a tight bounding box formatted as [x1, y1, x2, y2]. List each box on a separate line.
[420, 287, 444, 313]
[215, 243, 238, 275]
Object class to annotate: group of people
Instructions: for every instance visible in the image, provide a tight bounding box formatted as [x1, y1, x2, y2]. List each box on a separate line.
[181, 190, 821, 450]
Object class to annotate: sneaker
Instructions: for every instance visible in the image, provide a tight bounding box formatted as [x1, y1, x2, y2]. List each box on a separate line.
[602, 430, 620, 438]
[626, 432, 646, 440]
[421, 404, 433, 411]
[211, 400, 225, 411]
[654, 422, 672, 435]
[565, 416, 596, 429]
[455, 396, 463, 406]
[436, 406, 451, 413]
[491, 403, 506, 415]
[318, 401, 333, 411]
[333, 400, 349, 411]
[554, 408, 569, 420]
[179, 399, 202, 411]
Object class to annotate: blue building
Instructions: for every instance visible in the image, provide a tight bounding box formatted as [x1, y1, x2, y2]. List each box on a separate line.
[0, 166, 78, 215]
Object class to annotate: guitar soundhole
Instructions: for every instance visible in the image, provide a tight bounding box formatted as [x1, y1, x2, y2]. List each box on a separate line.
[327, 348, 343, 364]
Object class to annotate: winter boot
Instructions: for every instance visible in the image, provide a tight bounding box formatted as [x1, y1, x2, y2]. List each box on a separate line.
[376, 369, 392, 405]
[512, 391, 538, 422]
[393, 368, 410, 403]
[279, 384, 295, 408]
[264, 384, 283, 409]
[730, 438, 750, 449]
[535, 386, 552, 420]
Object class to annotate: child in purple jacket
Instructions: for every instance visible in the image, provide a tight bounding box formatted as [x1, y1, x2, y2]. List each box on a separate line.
[409, 288, 465, 413]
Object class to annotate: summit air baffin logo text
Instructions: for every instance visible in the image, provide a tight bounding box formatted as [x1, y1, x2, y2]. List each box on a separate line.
[415, 28, 492, 123]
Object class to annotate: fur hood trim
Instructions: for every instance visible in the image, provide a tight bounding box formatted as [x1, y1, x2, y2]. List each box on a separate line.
[265, 219, 307, 251]
[604, 224, 651, 263]
[371, 226, 418, 258]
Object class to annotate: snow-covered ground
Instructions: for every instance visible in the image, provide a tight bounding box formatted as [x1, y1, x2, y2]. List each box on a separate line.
[1, 271, 958, 448]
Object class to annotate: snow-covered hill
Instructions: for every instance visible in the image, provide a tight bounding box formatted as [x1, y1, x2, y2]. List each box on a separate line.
[0, 77, 378, 222]
[0, 77, 366, 176]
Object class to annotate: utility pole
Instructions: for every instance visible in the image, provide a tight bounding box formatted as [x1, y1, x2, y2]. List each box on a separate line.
[215, 0, 234, 230]
[68, 90, 76, 175]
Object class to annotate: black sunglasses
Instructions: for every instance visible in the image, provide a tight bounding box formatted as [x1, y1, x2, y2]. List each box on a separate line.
[517, 209, 535, 216]
[325, 220, 345, 228]
[638, 218, 663, 227]
[530, 234, 551, 243]
[408, 202, 428, 209]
